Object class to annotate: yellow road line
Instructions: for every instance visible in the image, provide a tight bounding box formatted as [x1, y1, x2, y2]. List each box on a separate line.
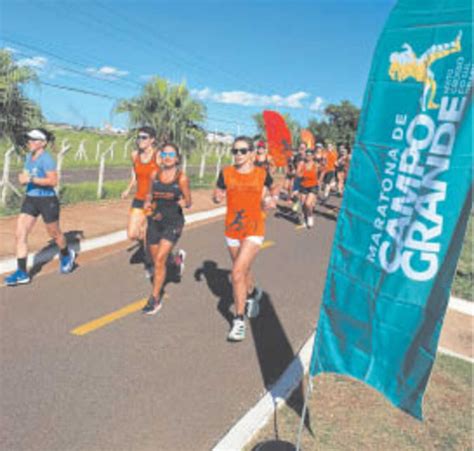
[71, 241, 276, 336]
[71, 298, 148, 336]
[262, 240, 275, 249]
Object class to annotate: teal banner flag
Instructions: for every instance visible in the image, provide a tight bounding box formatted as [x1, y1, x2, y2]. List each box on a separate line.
[310, 0, 472, 419]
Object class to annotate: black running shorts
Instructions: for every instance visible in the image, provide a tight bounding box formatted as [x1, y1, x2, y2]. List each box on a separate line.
[299, 186, 318, 195]
[131, 198, 145, 209]
[21, 196, 60, 224]
[323, 171, 336, 184]
[147, 218, 184, 245]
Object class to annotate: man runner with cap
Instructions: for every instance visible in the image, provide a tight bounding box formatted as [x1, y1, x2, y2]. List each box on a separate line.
[4, 128, 75, 286]
[213, 136, 276, 342]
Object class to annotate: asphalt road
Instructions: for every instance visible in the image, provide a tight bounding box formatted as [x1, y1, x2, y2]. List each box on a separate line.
[0, 201, 339, 451]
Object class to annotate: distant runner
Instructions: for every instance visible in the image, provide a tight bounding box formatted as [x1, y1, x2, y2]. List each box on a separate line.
[141, 143, 191, 315]
[254, 140, 275, 175]
[213, 136, 276, 342]
[296, 148, 321, 228]
[4, 128, 75, 286]
[320, 142, 338, 202]
[336, 145, 349, 196]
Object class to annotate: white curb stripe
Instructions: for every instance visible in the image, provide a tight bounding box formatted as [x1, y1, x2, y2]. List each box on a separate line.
[213, 334, 473, 451]
[0, 207, 226, 275]
[438, 346, 474, 364]
[212, 333, 315, 451]
[448, 296, 474, 316]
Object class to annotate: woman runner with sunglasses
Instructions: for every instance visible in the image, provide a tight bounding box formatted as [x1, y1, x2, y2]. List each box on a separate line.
[213, 136, 276, 342]
[121, 127, 160, 273]
[4, 128, 75, 285]
[142, 143, 191, 314]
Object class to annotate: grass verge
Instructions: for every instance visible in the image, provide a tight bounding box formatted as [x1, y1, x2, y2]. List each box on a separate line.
[245, 354, 472, 451]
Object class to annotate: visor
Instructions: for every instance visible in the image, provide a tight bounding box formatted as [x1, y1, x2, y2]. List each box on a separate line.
[26, 129, 47, 141]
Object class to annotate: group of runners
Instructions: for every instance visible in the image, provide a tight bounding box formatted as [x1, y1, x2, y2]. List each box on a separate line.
[284, 141, 351, 228]
[4, 127, 350, 342]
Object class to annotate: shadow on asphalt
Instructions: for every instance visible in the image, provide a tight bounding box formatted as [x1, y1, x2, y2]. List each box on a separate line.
[129, 243, 183, 294]
[250, 294, 313, 438]
[194, 260, 313, 437]
[274, 205, 301, 225]
[194, 260, 233, 326]
[29, 230, 84, 278]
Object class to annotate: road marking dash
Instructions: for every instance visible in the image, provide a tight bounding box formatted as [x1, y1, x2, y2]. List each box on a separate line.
[261, 240, 275, 249]
[71, 298, 148, 336]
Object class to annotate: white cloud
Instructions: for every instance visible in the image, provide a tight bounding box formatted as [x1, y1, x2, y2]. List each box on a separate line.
[191, 87, 310, 109]
[17, 56, 48, 69]
[86, 65, 129, 79]
[309, 96, 325, 112]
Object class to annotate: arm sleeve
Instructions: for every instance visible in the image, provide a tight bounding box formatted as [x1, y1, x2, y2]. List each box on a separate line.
[264, 171, 273, 188]
[216, 170, 226, 190]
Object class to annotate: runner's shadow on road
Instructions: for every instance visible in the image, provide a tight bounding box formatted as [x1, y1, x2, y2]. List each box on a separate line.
[194, 260, 234, 326]
[29, 230, 83, 278]
[274, 205, 300, 225]
[250, 294, 313, 438]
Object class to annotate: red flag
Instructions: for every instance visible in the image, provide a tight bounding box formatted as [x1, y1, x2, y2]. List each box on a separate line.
[263, 110, 292, 167]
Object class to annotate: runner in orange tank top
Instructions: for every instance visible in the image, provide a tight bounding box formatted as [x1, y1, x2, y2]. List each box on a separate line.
[296, 149, 321, 228]
[121, 126, 160, 241]
[213, 136, 276, 342]
[121, 127, 160, 276]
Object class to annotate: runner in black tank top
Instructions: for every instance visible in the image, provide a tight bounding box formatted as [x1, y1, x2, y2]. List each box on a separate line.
[142, 143, 192, 315]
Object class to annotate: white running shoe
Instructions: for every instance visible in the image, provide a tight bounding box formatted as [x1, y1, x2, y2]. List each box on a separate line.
[227, 318, 246, 342]
[177, 249, 186, 277]
[246, 287, 263, 318]
[307, 216, 314, 228]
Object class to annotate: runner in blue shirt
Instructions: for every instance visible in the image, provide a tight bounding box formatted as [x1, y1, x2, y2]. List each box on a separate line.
[4, 128, 76, 286]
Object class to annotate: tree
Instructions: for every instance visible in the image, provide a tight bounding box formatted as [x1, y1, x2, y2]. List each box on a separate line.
[308, 100, 360, 148]
[0, 49, 43, 147]
[252, 111, 301, 147]
[115, 77, 206, 153]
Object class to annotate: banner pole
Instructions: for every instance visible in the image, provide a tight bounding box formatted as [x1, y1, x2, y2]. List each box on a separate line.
[295, 374, 313, 451]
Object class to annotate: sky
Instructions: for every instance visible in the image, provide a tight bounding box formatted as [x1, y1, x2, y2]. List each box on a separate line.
[1, 0, 396, 135]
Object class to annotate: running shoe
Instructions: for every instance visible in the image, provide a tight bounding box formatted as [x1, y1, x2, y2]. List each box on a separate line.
[307, 216, 314, 228]
[142, 296, 162, 315]
[60, 249, 76, 274]
[246, 286, 263, 318]
[175, 249, 187, 277]
[4, 269, 30, 286]
[227, 318, 246, 342]
[144, 264, 155, 279]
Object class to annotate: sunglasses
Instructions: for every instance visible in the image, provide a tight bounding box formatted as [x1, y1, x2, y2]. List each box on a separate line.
[231, 147, 250, 155]
[161, 151, 176, 158]
[137, 134, 150, 140]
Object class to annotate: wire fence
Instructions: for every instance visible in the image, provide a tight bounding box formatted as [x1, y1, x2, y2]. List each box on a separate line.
[0, 139, 233, 209]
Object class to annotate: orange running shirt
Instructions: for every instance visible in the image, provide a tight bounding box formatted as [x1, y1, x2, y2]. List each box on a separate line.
[133, 152, 159, 201]
[217, 166, 272, 239]
[324, 150, 337, 172]
[301, 162, 319, 188]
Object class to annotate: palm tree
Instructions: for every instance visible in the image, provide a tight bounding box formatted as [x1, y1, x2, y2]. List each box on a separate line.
[115, 77, 206, 153]
[0, 49, 43, 147]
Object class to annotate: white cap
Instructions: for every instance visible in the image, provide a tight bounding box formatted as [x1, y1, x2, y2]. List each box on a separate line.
[26, 129, 47, 141]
